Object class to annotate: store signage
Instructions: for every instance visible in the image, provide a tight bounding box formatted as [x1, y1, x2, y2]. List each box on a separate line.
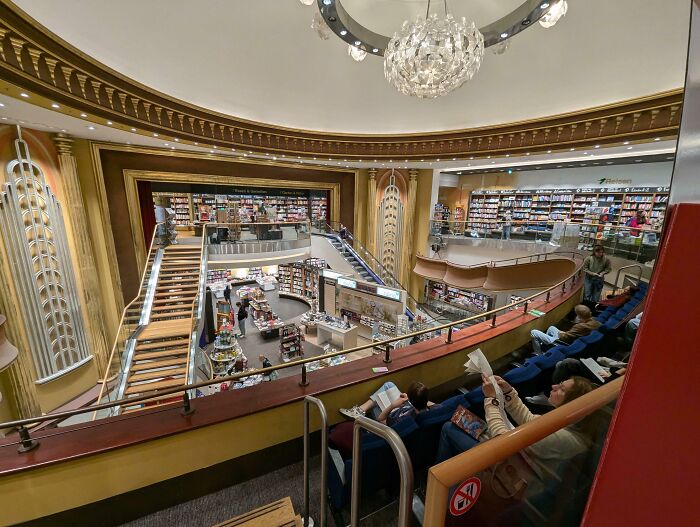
[337, 277, 357, 289]
[598, 178, 633, 185]
[322, 270, 344, 280]
[376, 287, 401, 301]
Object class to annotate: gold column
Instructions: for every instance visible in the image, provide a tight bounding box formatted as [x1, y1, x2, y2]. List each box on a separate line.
[400, 169, 419, 287]
[53, 134, 110, 375]
[367, 168, 378, 255]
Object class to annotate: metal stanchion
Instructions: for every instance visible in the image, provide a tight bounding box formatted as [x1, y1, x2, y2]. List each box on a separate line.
[383, 345, 392, 364]
[491, 314, 497, 327]
[445, 326, 453, 344]
[17, 426, 38, 453]
[181, 391, 195, 416]
[300, 363, 309, 387]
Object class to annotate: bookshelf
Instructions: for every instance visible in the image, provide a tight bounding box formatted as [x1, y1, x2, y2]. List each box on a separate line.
[152, 191, 329, 224]
[467, 186, 670, 231]
[278, 259, 325, 301]
[279, 323, 303, 362]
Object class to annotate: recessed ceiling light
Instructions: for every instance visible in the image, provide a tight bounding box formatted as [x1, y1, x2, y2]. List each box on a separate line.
[171, 146, 175, 150]
[126, 141, 131, 145]
[594, 145, 600, 148]
[175, 138, 179, 142]
[243, 153, 248, 156]
[106, 121, 113, 125]
[547, 150, 552, 153]
[526, 152, 530, 156]
[80, 113, 87, 118]
[541, 2, 550, 8]
[623, 141, 630, 145]
[130, 127, 136, 132]
[500, 32, 508, 38]
[583, 152, 588, 155]
[313, 157, 317, 160]
[164, 143, 169, 146]
[213, 145, 217, 149]
[569, 147, 575, 151]
[209, 150, 214, 153]
[87, 125, 95, 130]
[354, 40, 361, 46]
[0, 103, 6, 108]
[505, 154, 510, 157]
[491, 161, 495, 164]
[606, 161, 613, 164]
[654, 137, 661, 141]
[452, 157, 457, 161]
[1, 117, 7, 120]
[469, 156, 474, 160]
[340, 30, 347, 36]
[51, 103, 60, 109]
[153, 133, 159, 137]
[60, 129, 66, 132]
[487, 155, 491, 159]
[556, 165, 562, 168]
[323, 0, 331, 5]
[20, 92, 29, 98]
[635, 159, 643, 162]
[273, 157, 277, 160]
[372, 48, 379, 53]
[627, 146, 633, 150]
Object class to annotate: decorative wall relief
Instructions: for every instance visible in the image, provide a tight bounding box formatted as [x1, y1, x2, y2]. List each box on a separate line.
[0, 127, 91, 382]
[376, 169, 406, 279]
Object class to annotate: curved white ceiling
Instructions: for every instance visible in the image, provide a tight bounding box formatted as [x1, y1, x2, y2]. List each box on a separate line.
[12, 0, 690, 134]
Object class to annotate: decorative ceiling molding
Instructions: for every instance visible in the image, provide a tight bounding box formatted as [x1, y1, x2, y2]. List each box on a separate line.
[0, 1, 684, 160]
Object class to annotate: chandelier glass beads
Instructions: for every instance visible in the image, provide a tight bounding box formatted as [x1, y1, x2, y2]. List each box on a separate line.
[539, 0, 568, 28]
[384, 13, 484, 98]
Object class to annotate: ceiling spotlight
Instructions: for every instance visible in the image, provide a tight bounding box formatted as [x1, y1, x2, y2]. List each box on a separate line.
[526, 152, 530, 156]
[569, 147, 574, 151]
[323, 0, 332, 5]
[0, 103, 4, 108]
[80, 113, 87, 117]
[623, 141, 630, 145]
[340, 30, 347, 36]
[130, 127, 136, 132]
[87, 125, 96, 130]
[635, 159, 643, 163]
[627, 146, 633, 150]
[354, 40, 361, 46]
[213, 145, 217, 149]
[505, 154, 510, 157]
[273, 157, 277, 160]
[20, 92, 29, 98]
[500, 32, 508, 38]
[547, 150, 552, 153]
[164, 143, 169, 146]
[452, 157, 457, 161]
[51, 103, 60, 109]
[209, 150, 214, 153]
[654, 137, 661, 141]
[175, 138, 180, 142]
[372, 48, 379, 53]
[541, 2, 550, 8]
[171, 146, 175, 150]
[153, 133, 159, 137]
[107, 121, 113, 125]
[594, 145, 600, 148]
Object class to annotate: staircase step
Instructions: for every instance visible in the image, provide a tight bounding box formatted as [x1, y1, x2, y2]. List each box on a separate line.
[129, 367, 187, 383]
[150, 311, 192, 320]
[136, 335, 191, 349]
[134, 347, 190, 360]
[214, 497, 298, 527]
[130, 357, 188, 371]
[157, 277, 199, 285]
[150, 303, 193, 312]
[124, 377, 185, 395]
[138, 322, 191, 341]
[159, 265, 200, 272]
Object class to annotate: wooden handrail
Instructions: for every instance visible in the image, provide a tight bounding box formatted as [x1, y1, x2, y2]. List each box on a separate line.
[423, 377, 623, 527]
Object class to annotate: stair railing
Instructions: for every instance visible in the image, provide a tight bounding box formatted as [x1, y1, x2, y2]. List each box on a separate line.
[303, 396, 328, 527]
[92, 222, 164, 420]
[187, 226, 210, 389]
[350, 416, 414, 527]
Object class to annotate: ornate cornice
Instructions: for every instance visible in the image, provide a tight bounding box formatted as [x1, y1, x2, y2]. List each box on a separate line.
[0, 1, 684, 160]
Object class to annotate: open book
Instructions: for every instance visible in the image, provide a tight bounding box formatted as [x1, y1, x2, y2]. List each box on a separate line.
[370, 384, 402, 411]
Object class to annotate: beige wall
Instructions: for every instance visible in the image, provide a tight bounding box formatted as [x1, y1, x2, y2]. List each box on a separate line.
[354, 169, 369, 247]
[409, 169, 435, 301]
[35, 360, 98, 413]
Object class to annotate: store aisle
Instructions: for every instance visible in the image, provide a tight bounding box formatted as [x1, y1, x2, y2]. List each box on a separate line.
[228, 285, 327, 378]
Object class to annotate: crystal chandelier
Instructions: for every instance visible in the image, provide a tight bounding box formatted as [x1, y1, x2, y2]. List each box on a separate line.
[348, 44, 367, 62]
[311, 11, 331, 40]
[298, 0, 314, 6]
[539, 0, 568, 28]
[384, 1, 484, 99]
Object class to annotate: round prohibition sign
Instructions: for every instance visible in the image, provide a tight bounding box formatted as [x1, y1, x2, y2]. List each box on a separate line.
[449, 477, 481, 516]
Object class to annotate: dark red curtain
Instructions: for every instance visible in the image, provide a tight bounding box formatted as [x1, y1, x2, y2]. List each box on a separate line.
[137, 180, 156, 248]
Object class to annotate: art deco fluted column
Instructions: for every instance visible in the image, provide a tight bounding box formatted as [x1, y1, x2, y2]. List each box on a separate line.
[53, 134, 110, 375]
[367, 168, 378, 255]
[400, 169, 419, 288]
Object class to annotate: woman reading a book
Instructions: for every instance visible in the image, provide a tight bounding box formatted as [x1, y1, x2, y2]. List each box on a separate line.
[339, 381, 432, 426]
[435, 375, 595, 464]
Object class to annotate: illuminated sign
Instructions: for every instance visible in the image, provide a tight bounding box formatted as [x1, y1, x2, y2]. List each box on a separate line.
[322, 270, 344, 280]
[337, 277, 357, 289]
[376, 287, 401, 301]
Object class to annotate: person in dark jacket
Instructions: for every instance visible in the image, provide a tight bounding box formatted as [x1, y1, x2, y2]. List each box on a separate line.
[530, 304, 601, 354]
[236, 301, 248, 338]
[223, 284, 231, 304]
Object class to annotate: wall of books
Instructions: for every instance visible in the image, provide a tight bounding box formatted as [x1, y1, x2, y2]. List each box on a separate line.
[278, 258, 326, 302]
[426, 281, 491, 314]
[151, 187, 329, 225]
[466, 186, 670, 230]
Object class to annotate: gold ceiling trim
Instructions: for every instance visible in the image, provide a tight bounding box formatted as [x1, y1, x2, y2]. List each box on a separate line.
[0, 1, 684, 159]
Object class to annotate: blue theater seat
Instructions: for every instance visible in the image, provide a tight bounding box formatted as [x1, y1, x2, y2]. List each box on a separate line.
[526, 347, 566, 392]
[411, 396, 468, 472]
[503, 362, 542, 397]
[464, 387, 486, 418]
[580, 331, 605, 357]
[560, 339, 587, 358]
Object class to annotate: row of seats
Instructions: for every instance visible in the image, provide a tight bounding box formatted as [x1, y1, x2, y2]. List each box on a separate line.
[327, 281, 648, 511]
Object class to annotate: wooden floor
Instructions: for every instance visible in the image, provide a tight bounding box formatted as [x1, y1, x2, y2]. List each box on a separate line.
[213, 497, 302, 527]
[122, 243, 203, 413]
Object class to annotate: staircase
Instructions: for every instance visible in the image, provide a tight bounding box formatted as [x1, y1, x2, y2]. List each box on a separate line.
[214, 497, 302, 527]
[121, 244, 203, 413]
[328, 236, 378, 283]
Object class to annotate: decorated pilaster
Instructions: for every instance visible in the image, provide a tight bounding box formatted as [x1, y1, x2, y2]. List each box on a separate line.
[400, 169, 419, 288]
[53, 134, 110, 375]
[367, 168, 378, 255]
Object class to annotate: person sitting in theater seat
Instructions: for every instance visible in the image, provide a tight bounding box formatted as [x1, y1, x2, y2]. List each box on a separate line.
[595, 285, 639, 310]
[530, 305, 601, 354]
[339, 381, 433, 426]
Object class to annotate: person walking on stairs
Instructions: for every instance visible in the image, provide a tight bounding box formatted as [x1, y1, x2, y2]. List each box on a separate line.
[236, 301, 248, 338]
